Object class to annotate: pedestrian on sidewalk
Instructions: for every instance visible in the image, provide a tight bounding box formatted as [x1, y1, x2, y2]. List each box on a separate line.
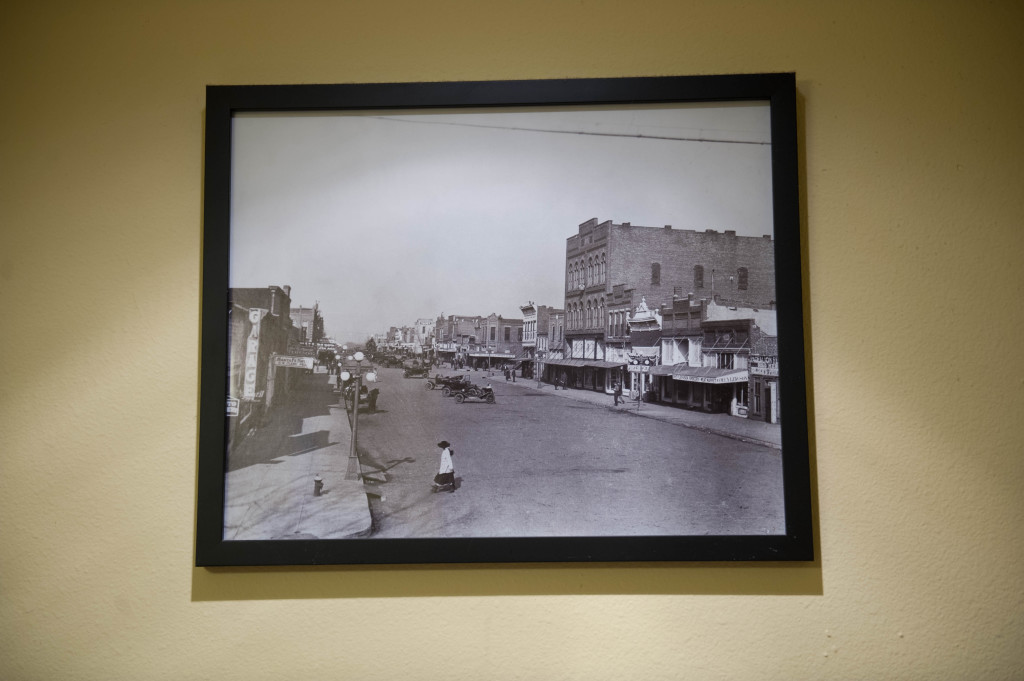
[432, 440, 455, 493]
[613, 382, 623, 406]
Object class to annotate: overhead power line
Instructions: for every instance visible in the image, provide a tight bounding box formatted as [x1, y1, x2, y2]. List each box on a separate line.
[370, 116, 770, 145]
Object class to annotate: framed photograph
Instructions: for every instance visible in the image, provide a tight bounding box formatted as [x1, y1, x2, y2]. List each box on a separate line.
[196, 74, 812, 566]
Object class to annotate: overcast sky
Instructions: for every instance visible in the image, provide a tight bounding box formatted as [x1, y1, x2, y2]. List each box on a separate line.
[230, 102, 773, 343]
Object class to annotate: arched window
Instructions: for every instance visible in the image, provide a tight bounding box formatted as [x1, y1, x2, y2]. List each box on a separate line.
[694, 265, 704, 289]
[651, 262, 661, 285]
[600, 253, 606, 283]
[738, 267, 748, 290]
[586, 301, 592, 328]
[588, 258, 594, 286]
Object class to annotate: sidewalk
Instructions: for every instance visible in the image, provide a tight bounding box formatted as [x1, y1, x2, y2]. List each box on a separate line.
[503, 371, 783, 450]
[223, 369, 373, 540]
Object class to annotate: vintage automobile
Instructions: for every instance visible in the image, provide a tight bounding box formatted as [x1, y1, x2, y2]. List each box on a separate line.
[403, 365, 432, 379]
[429, 375, 471, 394]
[452, 386, 495, 404]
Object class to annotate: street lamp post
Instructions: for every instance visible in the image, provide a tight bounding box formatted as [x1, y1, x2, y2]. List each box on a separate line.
[339, 349, 375, 481]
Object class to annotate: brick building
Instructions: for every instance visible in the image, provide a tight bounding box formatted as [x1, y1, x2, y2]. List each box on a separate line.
[559, 217, 776, 394]
[227, 285, 296, 447]
[471, 313, 523, 370]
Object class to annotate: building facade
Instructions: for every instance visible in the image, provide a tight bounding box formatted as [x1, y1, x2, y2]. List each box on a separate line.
[227, 285, 296, 447]
[519, 302, 561, 379]
[559, 217, 777, 394]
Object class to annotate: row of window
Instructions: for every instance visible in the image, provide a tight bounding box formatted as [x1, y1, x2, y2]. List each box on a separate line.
[567, 251, 607, 290]
[566, 297, 606, 330]
[692, 265, 749, 290]
[570, 260, 753, 294]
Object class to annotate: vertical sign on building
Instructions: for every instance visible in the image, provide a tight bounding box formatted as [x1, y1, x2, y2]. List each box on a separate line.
[243, 308, 262, 400]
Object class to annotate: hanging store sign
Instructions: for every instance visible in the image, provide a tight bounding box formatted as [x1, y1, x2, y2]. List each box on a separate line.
[749, 355, 779, 377]
[273, 355, 315, 369]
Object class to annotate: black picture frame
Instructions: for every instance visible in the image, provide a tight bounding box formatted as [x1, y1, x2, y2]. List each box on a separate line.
[196, 74, 812, 566]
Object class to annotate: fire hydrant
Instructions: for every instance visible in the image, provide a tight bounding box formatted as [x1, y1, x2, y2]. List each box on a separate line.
[313, 474, 324, 497]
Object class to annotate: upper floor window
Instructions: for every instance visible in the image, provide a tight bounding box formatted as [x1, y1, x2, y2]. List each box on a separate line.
[738, 267, 748, 290]
[504, 327, 511, 342]
[694, 265, 704, 289]
[651, 262, 661, 285]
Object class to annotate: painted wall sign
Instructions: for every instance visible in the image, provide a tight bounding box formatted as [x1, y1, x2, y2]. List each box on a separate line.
[242, 309, 261, 399]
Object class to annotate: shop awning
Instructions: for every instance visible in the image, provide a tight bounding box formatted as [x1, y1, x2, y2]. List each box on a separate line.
[671, 367, 749, 384]
[468, 353, 516, 359]
[542, 358, 587, 367]
[542, 359, 625, 369]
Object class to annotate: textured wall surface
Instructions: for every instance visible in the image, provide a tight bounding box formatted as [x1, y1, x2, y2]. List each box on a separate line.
[2, 1, 1022, 679]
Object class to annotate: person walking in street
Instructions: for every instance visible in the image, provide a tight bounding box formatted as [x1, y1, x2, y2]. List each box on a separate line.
[613, 381, 623, 406]
[432, 440, 455, 493]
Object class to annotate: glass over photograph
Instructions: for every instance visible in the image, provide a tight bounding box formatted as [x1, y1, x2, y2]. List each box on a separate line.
[221, 101, 789, 543]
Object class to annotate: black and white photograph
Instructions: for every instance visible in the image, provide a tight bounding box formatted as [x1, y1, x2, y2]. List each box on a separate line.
[196, 76, 812, 565]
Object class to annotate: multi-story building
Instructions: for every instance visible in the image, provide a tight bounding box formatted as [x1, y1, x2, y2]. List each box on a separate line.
[547, 311, 565, 360]
[650, 298, 777, 418]
[519, 302, 562, 379]
[470, 313, 523, 369]
[227, 285, 296, 447]
[560, 217, 776, 394]
[413, 318, 434, 349]
[289, 301, 323, 345]
[434, 314, 483, 367]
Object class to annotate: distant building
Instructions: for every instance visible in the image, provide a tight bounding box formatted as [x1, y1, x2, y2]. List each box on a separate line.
[289, 302, 322, 344]
[434, 314, 484, 366]
[519, 302, 561, 378]
[470, 313, 523, 369]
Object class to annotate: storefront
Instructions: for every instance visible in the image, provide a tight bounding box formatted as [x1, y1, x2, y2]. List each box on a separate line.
[467, 351, 515, 370]
[675, 366, 748, 414]
[749, 354, 780, 423]
[542, 358, 624, 391]
[651, 365, 750, 415]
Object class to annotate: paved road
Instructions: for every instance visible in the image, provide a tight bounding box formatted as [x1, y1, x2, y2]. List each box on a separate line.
[356, 367, 785, 538]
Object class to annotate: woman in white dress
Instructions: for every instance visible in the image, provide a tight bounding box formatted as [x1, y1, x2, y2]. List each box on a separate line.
[432, 440, 455, 493]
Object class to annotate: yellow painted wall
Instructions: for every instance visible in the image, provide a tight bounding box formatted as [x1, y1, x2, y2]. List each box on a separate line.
[2, 1, 1022, 679]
